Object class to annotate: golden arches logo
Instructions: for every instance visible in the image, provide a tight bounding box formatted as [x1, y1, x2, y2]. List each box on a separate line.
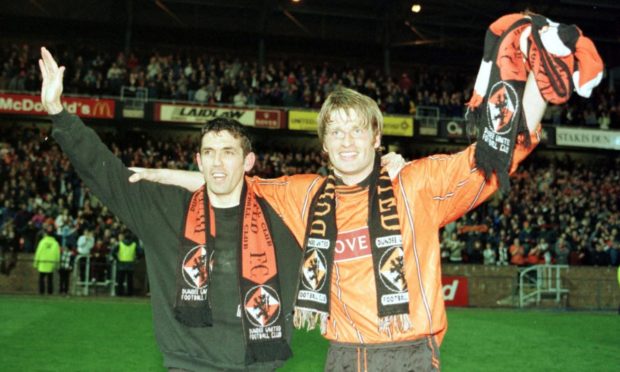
[93, 101, 113, 118]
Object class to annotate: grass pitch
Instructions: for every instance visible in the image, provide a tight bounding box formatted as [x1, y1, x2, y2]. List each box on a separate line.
[0, 295, 617, 371]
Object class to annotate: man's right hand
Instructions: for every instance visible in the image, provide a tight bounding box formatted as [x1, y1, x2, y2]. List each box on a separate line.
[38, 47, 65, 115]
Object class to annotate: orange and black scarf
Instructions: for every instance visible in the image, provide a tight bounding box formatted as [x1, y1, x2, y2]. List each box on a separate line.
[294, 156, 411, 335]
[467, 13, 603, 191]
[174, 182, 291, 364]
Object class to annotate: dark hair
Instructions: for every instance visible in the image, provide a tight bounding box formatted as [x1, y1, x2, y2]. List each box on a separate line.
[200, 118, 252, 156]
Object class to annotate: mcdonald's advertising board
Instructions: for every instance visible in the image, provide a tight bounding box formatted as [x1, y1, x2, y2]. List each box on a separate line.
[0, 93, 115, 119]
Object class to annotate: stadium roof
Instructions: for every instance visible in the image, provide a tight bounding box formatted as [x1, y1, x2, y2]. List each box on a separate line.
[1, 0, 618, 67]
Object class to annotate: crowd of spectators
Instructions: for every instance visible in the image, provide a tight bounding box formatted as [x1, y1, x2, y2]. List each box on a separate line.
[1, 123, 618, 276]
[441, 155, 620, 267]
[2, 43, 619, 129]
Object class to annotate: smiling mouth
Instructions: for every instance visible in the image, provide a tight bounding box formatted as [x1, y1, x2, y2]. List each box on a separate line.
[339, 152, 357, 160]
[211, 172, 226, 180]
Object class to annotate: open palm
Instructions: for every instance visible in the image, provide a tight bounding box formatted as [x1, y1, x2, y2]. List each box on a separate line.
[38, 47, 65, 115]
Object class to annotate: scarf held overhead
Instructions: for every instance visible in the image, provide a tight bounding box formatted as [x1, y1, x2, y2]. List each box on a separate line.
[467, 13, 603, 191]
[174, 182, 291, 364]
[294, 156, 411, 335]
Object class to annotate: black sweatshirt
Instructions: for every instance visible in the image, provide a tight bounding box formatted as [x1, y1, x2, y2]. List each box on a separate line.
[51, 111, 301, 371]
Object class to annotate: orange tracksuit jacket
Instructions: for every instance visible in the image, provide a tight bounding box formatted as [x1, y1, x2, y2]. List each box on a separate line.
[251, 129, 539, 345]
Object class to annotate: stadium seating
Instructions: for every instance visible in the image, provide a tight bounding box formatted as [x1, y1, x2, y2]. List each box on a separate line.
[1, 43, 618, 128]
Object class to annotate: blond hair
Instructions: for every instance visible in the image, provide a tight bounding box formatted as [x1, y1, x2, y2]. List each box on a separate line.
[317, 88, 383, 144]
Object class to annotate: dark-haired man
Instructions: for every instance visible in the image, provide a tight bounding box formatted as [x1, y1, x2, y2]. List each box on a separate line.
[39, 47, 301, 371]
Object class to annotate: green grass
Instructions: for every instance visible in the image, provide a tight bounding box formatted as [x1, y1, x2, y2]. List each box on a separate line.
[443, 308, 619, 371]
[0, 295, 618, 371]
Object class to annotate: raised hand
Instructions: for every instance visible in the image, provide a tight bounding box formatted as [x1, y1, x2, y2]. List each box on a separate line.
[38, 47, 65, 115]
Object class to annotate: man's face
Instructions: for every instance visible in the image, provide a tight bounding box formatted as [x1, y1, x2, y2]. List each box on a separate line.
[196, 130, 254, 206]
[322, 108, 380, 185]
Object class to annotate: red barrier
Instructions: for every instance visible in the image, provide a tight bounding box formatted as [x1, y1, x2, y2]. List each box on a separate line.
[442, 276, 469, 307]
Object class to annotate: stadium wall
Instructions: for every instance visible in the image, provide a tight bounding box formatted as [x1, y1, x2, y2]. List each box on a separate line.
[442, 265, 619, 310]
[0, 254, 148, 296]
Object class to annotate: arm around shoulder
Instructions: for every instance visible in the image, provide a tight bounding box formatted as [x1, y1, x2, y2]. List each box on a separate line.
[128, 167, 205, 192]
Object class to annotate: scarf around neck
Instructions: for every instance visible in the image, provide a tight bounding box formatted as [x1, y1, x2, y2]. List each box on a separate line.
[294, 156, 411, 335]
[174, 181, 291, 364]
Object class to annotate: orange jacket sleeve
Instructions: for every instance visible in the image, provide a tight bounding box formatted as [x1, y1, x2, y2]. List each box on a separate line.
[399, 126, 541, 228]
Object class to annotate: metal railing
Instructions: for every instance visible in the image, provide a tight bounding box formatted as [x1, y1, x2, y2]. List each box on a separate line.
[72, 255, 117, 296]
[519, 264, 570, 308]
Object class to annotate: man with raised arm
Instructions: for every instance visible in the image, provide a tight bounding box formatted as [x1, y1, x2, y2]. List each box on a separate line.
[40, 47, 301, 371]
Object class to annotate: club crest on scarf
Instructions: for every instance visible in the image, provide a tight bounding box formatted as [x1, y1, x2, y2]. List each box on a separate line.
[487, 81, 519, 135]
[379, 245, 407, 293]
[301, 249, 328, 292]
[297, 176, 333, 309]
[244, 285, 282, 328]
[181, 245, 211, 289]
[479, 81, 520, 158]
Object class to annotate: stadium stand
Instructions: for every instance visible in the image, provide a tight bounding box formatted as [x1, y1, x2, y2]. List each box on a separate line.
[2, 42, 619, 128]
